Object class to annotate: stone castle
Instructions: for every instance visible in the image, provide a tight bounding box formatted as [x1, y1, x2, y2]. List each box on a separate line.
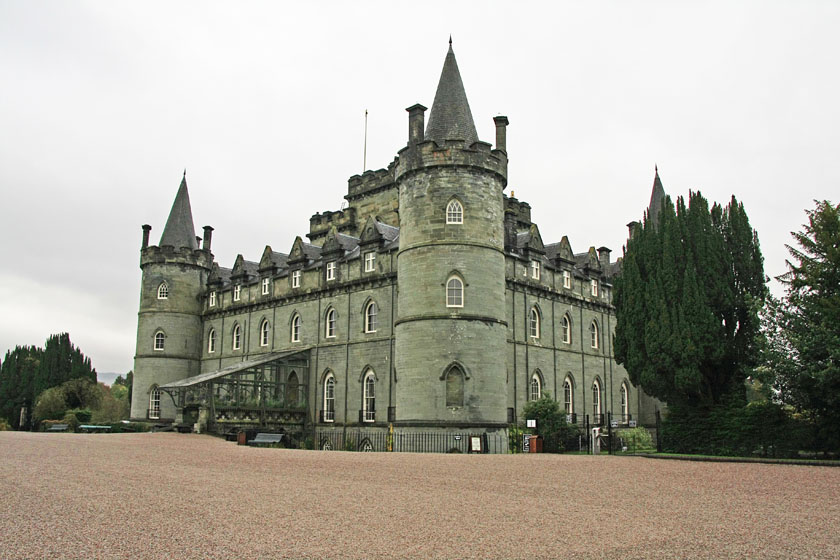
[130, 42, 661, 451]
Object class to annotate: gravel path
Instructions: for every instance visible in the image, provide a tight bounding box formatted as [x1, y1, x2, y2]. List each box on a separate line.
[1, 432, 837, 559]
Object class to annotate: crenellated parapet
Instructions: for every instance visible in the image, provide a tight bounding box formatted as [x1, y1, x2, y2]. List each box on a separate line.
[396, 139, 507, 186]
[308, 207, 357, 243]
[140, 244, 213, 270]
[346, 164, 397, 201]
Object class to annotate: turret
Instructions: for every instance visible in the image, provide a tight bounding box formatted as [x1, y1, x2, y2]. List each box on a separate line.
[130, 174, 212, 422]
[394, 41, 509, 436]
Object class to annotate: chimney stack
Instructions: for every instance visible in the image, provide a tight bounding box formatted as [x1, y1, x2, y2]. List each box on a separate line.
[406, 104, 427, 145]
[203, 226, 214, 252]
[493, 115, 509, 152]
[627, 221, 639, 240]
[141, 224, 151, 249]
[597, 246, 611, 268]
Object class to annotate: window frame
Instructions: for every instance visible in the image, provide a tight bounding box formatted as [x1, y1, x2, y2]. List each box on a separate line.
[446, 199, 463, 224]
[153, 331, 165, 351]
[592, 379, 602, 416]
[233, 284, 241, 302]
[291, 314, 301, 343]
[590, 320, 600, 350]
[261, 278, 270, 295]
[157, 282, 169, 300]
[259, 319, 270, 347]
[323, 374, 335, 422]
[564, 377, 574, 414]
[530, 373, 542, 401]
[208, 328, 216, 353]
[363, 370, 375, 422]
[562, 314, 571, 344]
[446, 276, 464, 308]
[364, 251, 375, 273]
[563, 270, 571, 289]
[326, 261, 336, 282]
[530, 260, 540, 280]
[232, 324, 241, 350]
[365, 301, 378, 333]
[325, 308, 336, 339]
[529, 307, 540, 339]
[148, 386, 161, 419]
[591, 278, 599, 297]
[291, 269, 301, 289]
[209, 291, 216, 307]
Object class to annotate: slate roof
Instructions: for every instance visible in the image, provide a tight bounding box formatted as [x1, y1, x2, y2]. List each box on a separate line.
[159, 175, 198, 250]
[424, 41, 479, 146]
[374, 221, 399, 241]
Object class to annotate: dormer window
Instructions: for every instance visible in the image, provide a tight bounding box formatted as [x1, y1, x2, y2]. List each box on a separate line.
[209, 291, 216, 307]
[157, 282, 169, 299]
[292, 270, 301, 288]
[233, 285, 241, 302]
[326, 261, 336, 281]
[446, 199, 463, 224]
[591, 279, 599, 297]
[530, 260, 540, 280]
[261, 278, 270, 295]
[563, 270, 571, 289]
[364, 252, 375, 273]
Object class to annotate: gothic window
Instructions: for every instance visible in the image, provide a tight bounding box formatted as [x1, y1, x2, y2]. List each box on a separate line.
[291, 270, 301, 288]
[365, 301, 378, 333]
[233, 284, 241, 302]
[563, 270, 571, 289]
[208, 328, 216, 353]
[564, 376, 574, 414]
[592, 378, 602, 418]
[363, 370, 375, 422]
[232, 324, 241, 350]
[446, 199, 463, 224]
[148, 386, 161, 419]
[157, 282, 168, 299]
[261, 278, 270, 295]
[153, 331, 165, 351]
[530, 372, 542, 401]
[291, 314, 301, 343]
[562, 314, 572, 344]
[446, 276, 464, 308]
[260, 319, 270, 347]
[529, 307, 540, 339]
[591, 279, 599, 297]
[209, 291, 216, 307]
[621, 382, 629, 421]
[323, 374, 335, 422]
[590, 320, 600, 350]
[326, 261, 336, 281]
[325, 308, 336, 338]
[364, 251, 375, 272]
[530, 260, 540, 280]
[445, 366, 464, 407]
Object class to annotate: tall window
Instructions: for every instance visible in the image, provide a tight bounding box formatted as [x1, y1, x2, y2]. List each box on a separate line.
[261, 278, 270, 295]
[445, 366, 464, 407]
[324, 374, 335, 422]
[563, 270, 571, 289]
[287, 372, 300, 407]
[562, 314, 571, 344]
[157, 282, 168, 299]
[621, 382, 629, 420]
[326, 261, 336, 281]
[233, 285, 241, 302]
[260, 319, 270, 347]
[446, 276, 463, 307]
[446, 199, 463, 224]
[232, 324, 241, 350]
[591, 279, 599, 297]
[325, 309, 336, 338]
[365, 301, 378, 333]
[208, 328, 216, 353]
[531, 260, 540, 280]
[364, 252, 375, 272]
[529, 307, 540, 338]
[291, 314, 301, 342]
[363, 370, 375, 422]
[291, 270, 301, 288]
[590, 320, 600, 349]
[154, 331, 165, 351]
[592, 379, 602, 417]
[530, 373, 542, 401]
[149, 386, 160, 419]
[209, 291, 216, 307]
[564, 377, 574, 413]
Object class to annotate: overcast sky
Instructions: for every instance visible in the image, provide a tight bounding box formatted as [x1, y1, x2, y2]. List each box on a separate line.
[1, 1, 838, 376]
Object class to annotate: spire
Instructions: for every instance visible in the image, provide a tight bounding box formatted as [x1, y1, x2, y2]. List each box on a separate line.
[647, 165, 666, 228]
[424, 40, 479, 146]
[159, 174, 198, 250]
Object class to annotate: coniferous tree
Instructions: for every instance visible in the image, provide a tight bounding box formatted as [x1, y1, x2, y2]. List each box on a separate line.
[0, 346, 41, 429]
[614, 191, 766, 408]
[33, 333, 96, 400]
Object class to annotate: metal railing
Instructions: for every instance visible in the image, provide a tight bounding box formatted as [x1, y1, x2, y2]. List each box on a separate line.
[315, 429, 507, 454]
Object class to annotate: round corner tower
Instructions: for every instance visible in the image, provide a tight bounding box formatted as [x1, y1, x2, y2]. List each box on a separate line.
[394, 44, 510, 435]
[130, 176, 212, 422]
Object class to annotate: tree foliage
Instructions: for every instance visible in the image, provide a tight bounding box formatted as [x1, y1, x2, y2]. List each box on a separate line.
[614, 191, 766, 407]
[521, 396, 578, 452]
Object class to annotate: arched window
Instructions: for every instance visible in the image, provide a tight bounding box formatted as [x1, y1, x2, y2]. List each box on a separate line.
[157, 282, 169, 299]
[529, 307, 540, 338]
[564, 376, 574, 414]
[325, 308, 336, 338]
[445, 366, 464, 407]
[530, 372, 542, 401]
[154, 331, 165, 351]
[232, 324, 241, 350]
[365, 301, 378, 333]
[323, 374, 335, 422]
[149, 386, 161, 419]
[291, 314, 301, 342]
[363, 370, 375, 422]
[446, 199, 463, 224]
[446, 276, 463, 308]
[592, 379, 602, 419]
[621, 382, 629, 421]
[208, 329, 216, 353]
[562, 314, 571, 344]
[590, 320, 600, 349]
[287, 371, 300, 407]
[260, 319, 270, 347]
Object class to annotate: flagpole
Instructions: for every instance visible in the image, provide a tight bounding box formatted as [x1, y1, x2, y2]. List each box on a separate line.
[363, 109, 368, 173]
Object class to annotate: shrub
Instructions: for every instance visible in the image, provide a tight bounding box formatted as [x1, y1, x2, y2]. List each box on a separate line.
[0, 418, 11, 431]
[616, 427, 655, 453]
[61, 411, 80, 432]
[521, 396, 579, 453]
[33, 386, 68, 423]
[66, 408, 92, 424]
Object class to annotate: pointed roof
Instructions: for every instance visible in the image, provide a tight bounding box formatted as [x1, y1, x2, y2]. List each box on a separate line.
[424, 41, 479, 146]
[648, 165, 666, 228]
[159, 174, 198, 250]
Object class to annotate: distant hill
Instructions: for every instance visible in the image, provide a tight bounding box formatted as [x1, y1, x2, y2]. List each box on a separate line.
[97, 372, 121, 386]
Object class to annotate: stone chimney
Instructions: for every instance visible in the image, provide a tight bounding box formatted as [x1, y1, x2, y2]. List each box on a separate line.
[627, 221, 639, 240]
[141, 224, 151, 249]
[202, 226, 214, 252]
[493, 116, 509, 152]
[597, 246, 611, 268]
[406, 104, 427, 145]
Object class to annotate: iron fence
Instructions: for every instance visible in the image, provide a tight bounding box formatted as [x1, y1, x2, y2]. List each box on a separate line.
[314, 429, 507, 454]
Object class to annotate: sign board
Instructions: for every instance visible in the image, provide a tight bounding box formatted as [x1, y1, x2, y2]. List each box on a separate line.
[454, 435, 461, 441]
[522, 434, 531, 453]
[470, 436, 482, 453]
[526, 419, 536, 428]
[629, 420, 637, 428]
[566, 414, 573, 424]
[611, 420, 618, 428]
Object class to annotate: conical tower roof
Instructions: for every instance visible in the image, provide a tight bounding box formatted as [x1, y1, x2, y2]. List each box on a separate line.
[159, 173, 198, 250]
[647, 165, 666, 228]
[424, 40, 479, 146]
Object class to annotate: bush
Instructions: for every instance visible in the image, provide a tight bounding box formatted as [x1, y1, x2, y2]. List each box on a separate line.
[616, 427, 655, 453]
[61, 411, 80, 432]
[521, 396, 579, 453]
[66, 408, 92, 424]
[33, 386, 68, 423]
[0, 418, 11, 431]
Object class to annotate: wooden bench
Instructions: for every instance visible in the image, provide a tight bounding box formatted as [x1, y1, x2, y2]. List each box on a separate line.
[47, 424, 69, 432]
[79, 424, 112, 433]
[248, 433, 284, 447]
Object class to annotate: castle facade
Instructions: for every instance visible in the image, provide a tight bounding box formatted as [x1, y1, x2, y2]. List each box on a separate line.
[130, 43, 660, 451]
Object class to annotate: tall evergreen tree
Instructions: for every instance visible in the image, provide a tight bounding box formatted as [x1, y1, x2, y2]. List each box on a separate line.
[0, 346, 41, 429]
[614, 191, 766, 407]
[33, 333, 96, 400]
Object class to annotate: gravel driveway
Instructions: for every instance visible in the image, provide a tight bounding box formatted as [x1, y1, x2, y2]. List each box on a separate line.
[1, 432, 837, 559]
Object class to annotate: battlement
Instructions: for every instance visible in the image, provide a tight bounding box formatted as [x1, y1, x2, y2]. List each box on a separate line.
[504, 195, 532, 227]
[308, 207, 358, 244]
[347, 163, 397, 201]
[395, 139, 508, 185]
[141, 245, 213, 269]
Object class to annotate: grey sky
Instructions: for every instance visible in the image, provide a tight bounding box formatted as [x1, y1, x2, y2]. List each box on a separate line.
[1, 1, 838, 375]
